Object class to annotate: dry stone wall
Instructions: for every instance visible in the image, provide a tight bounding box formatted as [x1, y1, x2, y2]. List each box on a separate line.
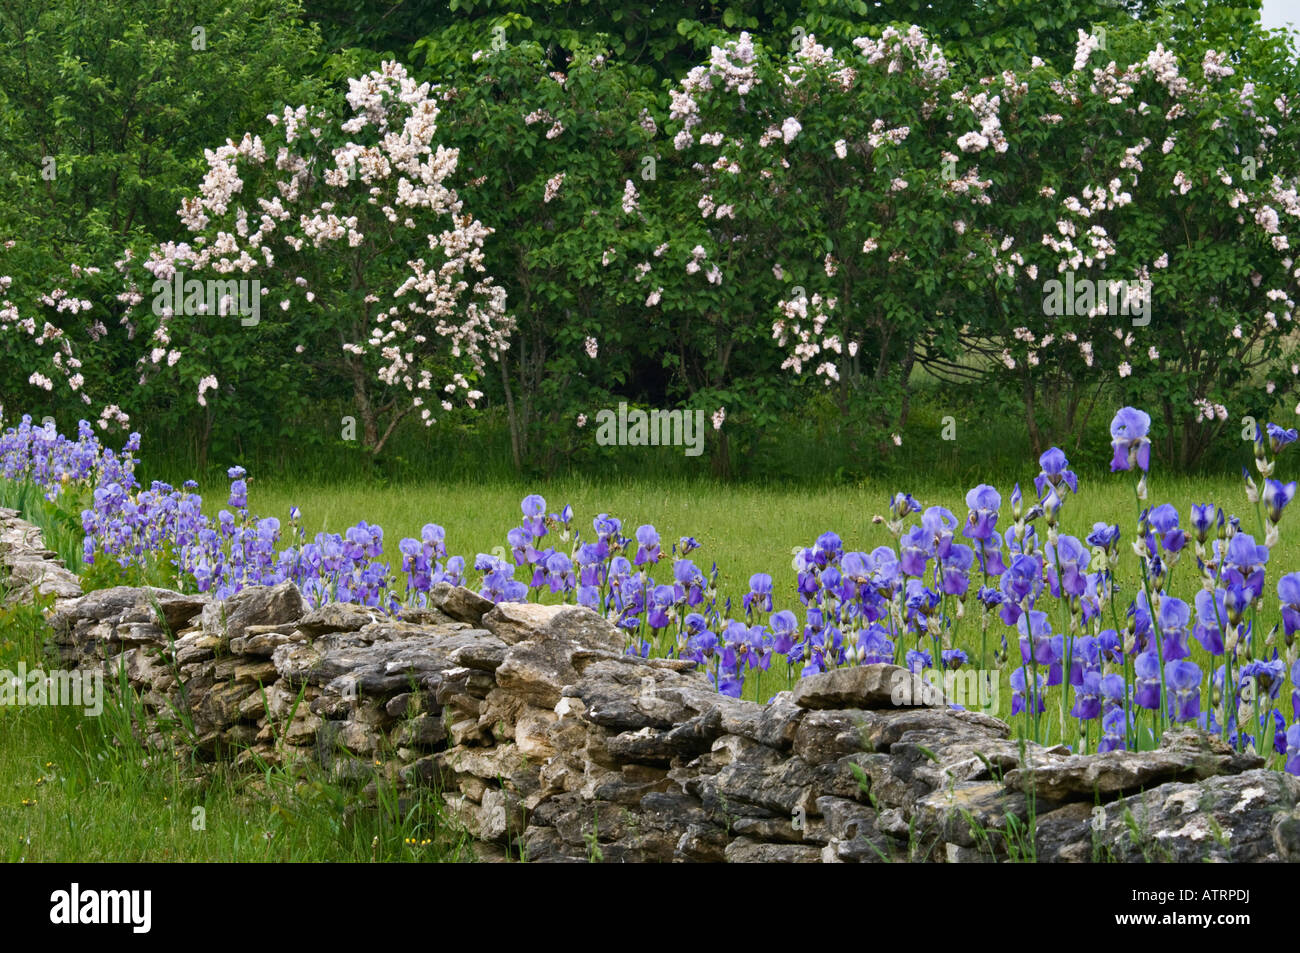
[4, 507, 1300, 862]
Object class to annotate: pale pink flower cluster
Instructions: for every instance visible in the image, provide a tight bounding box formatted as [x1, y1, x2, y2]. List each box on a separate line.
[773, 292, 840, 380]
[136, 61, 512, 430]
[1193, 398, 1229, 421]
[543, 173, 565, 203]
[1, 258, 97, 407]
[196, 375, 219, 407]
[1073, 30, 1103, 72]
[621, 180, 639, 214]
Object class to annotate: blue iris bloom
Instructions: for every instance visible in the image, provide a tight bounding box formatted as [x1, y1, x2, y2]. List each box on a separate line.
[1267, 423, 1299, 454]
[1109, 406, 1152, 472]
[1034, 448, 1078, 498]
[1263, 478, 1297, 524]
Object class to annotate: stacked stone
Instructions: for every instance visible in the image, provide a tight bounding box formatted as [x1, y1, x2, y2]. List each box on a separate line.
[0, 507, 82, 605]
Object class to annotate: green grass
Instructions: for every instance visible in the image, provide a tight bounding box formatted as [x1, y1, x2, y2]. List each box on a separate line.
[0, 594, 477, 862]
[196, 471, 1300, 600]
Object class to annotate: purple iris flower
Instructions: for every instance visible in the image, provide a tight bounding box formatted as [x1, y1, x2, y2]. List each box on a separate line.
[506, 527, 532, 565]
[521, 494, 547, 537]
[1109, 406, 1152, 472]
[1017, 609, 1064, 683]
[1264, 478, 1297, 524]
[899, 525, 931, 577]
[1086, 522, 1120, 554]
[1261, 708, 1288, 756]
[1278, 573, 1300, 640]
[1147, 504, 1186, 553]
[1068, 634, 1100, 686]
[1133, 651, 1162, 710]
[672, 559, 706, 605]
[228, 479, 248, 510]
[634, 525, 661, 565]
[1071, 670, 1102, 720]
[814, 531, 843, 567]
[646, 584, 675, 628]
[1098, 628, 1123, 663]
[769, 610, 798, 654]
[998, 553, 1042, 626]
[744, 573, 774, 614]
[1226, 532, 1269, 573]
[1287, 725, 1300, 776]
[1011, 666, 1046, 715]
[940, 543, 975, 596]
[1293, 657, 1300, 722]
[421, 523, 447, 559]
[1241, 656, 1287, 701]
[857, 626, 895, 664]
[1034, 447, 1078, 498]
[1046, 535, 1088, 599]
[868, 546, 901, 593]
[1157, 596, 1191, 660]
[1165, 659, 1202, 722]
[1267, 423, 1299, 454]
[677, 535, 700, 555]
[1097, 706, 1127, 752]
[942, 649, 968, 669]
[1193, 588, 1227, 655]
[921, 506, 958, 557]
[973, 532, 1007, 576]
[889, 492, 923, 521]
[593, 514, 621, 542]
[1004, 523, 1039, 556]
[1189, 504, 1219, 544]
[905, 649, 932, 673]
[962, 484, 1001, 541]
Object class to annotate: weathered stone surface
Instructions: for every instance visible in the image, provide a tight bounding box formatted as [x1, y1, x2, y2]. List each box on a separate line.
[792, 664, 945, 711]
[205, 582, 306, 642]
[1003, 742, 1264, 802]
[912, 781, 1039, 852]
[481, 602, 564, 644]
[428, 583, 495, 625]
[724, 837, 823, 863]
[297, 602, 381, 636]
[449, 634, 509, 672]
[1083, 770, 1300, 863]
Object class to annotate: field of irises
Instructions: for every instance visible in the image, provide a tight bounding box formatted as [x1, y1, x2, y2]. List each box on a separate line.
[2, 408, 1299, 776]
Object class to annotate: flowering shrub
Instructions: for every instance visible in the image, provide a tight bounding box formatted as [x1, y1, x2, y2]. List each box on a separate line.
[115, 61, 513, 455]
[963, 22, 1300, 465]
[5, 404, 1300, 774]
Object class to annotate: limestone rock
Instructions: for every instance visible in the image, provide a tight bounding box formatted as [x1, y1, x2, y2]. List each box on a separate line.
[792, 664, 946, 711]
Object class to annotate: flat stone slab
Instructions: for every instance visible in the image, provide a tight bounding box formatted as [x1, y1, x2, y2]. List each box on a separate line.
[792, 664, 947, 711]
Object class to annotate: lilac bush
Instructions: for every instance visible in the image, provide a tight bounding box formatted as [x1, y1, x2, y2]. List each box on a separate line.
[3, 405, 1300, 774]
